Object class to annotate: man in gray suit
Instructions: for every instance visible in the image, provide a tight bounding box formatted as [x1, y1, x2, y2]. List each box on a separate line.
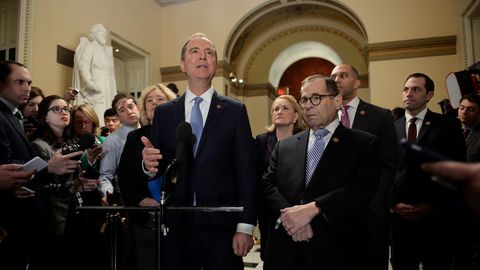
[331, 64, 398, 270]
[261, 75, 381, 270]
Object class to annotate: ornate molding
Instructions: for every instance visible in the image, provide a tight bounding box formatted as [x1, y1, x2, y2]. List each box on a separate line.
[243, 25, 365, 83]
[368, 35, 456, 61]
[18, 0, 33, 66]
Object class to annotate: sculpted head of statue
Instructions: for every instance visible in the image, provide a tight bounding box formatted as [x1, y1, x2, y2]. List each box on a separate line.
[90, 24, 108, 46]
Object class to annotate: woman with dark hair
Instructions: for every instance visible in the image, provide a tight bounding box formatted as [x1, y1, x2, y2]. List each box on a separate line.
[32, 95, 98, 269]
[19, 86, 45, 140]
[255, 94, 306, 260]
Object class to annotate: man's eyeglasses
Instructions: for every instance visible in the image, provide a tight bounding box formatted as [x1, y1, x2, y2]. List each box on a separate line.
[48, 106, 71, 114]
[299, 94, 335, 107]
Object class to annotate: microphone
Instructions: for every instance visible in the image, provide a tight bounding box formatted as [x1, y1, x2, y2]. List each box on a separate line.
[163, 122, 193, 194]
[78, 132, 96, 151]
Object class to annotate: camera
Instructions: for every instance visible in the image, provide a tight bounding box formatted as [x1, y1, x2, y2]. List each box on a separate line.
[61, 143, 82, 160]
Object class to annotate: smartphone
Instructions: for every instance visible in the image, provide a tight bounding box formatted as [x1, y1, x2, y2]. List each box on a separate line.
[21, 156, 48, 172]
[72, 88, 80, 95]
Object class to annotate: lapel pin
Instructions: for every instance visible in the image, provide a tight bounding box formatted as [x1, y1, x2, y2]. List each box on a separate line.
[359, 110, 366, 115]
[425, 121, 431, 126]
[216, 104, 222, 109]
[332, 137, 340, 143]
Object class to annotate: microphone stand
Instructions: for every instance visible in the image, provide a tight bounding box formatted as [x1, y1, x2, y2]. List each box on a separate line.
[77, 158, 243, 270]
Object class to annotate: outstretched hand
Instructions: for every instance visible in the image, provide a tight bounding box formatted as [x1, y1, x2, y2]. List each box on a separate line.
[141, 136, 162, 173]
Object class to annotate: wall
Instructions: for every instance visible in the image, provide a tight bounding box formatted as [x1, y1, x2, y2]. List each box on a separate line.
[27, 0, 473, 129]
[30, 0, 163, 96]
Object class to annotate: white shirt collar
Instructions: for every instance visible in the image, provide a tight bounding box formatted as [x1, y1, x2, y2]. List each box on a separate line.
[185, 88, 214, 105]
[405, 107, 428, 122]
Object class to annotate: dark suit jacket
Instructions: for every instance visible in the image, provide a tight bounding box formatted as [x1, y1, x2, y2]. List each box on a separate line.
[150, 92, 257, 230]
[391, 110, 466, 210]
[465, 123, 480, 162]
[261, 124, 381, 270]
[0, 100, 45, 268]
[352, 99, 398, 213]
[117, 125, 153, 224]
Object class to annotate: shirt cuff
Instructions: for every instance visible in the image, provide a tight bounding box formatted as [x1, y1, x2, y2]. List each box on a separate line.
[142, 160, 156, 178]
[236, 223, 254, 235]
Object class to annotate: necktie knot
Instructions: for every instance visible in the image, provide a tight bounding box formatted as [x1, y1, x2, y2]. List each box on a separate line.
[14, 111, 23, 121]
[314, 128, 328, 139]
[340, 105, 351, 128]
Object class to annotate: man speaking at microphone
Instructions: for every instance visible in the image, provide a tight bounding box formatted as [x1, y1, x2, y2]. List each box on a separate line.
[141, 33, 256, 270]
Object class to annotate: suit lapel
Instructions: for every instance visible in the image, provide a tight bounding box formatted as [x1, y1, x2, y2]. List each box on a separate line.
[395, 116, 406, 140]
[352, 99, 368, 129]
[0, 101, 32, 151]
[417, 110, 433, 142]
[172, 95, 186, 124]
[195, 91, 225, 157]
[306, 125, 347, 190]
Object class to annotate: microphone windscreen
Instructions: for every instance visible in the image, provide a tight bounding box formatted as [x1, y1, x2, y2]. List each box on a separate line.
[78, 133, 96, 151]
[176, 122, 193, 144]
[175, 122, 193, 160]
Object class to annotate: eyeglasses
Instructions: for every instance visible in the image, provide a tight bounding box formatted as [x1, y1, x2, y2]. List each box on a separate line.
[299, 94, 335, 107]
[146, 96, 166, 104]
[48, 106, 71, 114]
[74, 119, 93, 126]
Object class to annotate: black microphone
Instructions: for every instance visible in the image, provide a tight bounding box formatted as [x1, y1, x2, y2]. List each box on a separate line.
[78, 132, 96, 151]
[163, 122, 193, 193]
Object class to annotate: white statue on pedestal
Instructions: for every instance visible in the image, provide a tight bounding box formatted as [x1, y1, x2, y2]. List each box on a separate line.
[73, 23, 117, 123]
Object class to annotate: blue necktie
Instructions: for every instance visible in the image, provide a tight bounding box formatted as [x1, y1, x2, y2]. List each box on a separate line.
[305, 128, 328, 186]
[190, 97, 204, 156]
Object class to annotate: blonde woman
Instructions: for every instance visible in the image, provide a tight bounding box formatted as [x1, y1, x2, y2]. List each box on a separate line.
[254, 94, 305, 259]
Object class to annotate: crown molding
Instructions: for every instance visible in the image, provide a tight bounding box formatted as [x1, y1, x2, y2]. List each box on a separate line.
[368, 35, 456, 61]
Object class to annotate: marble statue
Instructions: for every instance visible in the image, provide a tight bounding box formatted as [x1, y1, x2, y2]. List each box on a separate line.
[73, 23, 117, 122]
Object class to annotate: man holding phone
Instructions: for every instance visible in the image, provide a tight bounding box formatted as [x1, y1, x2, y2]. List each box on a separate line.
[0, 61, 81, 269]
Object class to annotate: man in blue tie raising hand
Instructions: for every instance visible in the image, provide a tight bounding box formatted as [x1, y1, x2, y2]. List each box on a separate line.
[141, 33, 256, 270]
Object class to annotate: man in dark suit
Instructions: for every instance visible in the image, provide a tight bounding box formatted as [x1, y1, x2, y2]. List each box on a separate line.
[330, 64, 398, 270]
[0, 61, 82, 269]
[142, 33, 256, 270]
[458, 93, 480, 162]
[0, 61, 40, 270]
[390, 73, 467, 270]
[261, 75, 381, 270]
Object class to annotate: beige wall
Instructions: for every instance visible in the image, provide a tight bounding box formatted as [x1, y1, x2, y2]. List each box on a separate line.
[30, 0, 163, 96]
[370, 55, 460, 112]
[27, 0, 472, 131]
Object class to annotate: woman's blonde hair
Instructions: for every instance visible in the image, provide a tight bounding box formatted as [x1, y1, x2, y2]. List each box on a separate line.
[71, 103, 100, 136]
[265, 94, 306, 133]
[138, 83, 177, 126]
